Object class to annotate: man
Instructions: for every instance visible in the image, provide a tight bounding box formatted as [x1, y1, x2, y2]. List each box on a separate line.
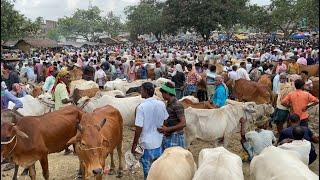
[272, 73, 290, 134]
[10, 83, 27, 98]
[246, 58, 253, 72]
[297, 53, 307, 66]
[25, 62, 36, 83]
[82, 62, 95, 81]
[237, 62, 250, 81]
[278, 126, 312, 165]
[171, 64, 185, 100]
[131, 82, 169, 179]
[3, 64, 20, 91]
[275, 59, 287, 74]
[300, 70, 313, 92]
[158, 82, 186, 149]
[240, 116, 276, 161]
[228, 65, 240, 81]
[94, 66, 106, 90]
[210, 75, 229, 108]
[34, 59, 44, 83]
[43, 66, 57, 93]
[278, 114, 318, 164]
[281, 79, 319, 127]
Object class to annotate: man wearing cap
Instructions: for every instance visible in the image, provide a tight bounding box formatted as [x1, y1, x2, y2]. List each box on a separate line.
[158, 82, 186, 149]
[240, 116, 276, 161]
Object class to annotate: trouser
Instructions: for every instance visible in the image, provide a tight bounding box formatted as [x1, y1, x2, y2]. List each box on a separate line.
[162, 132, 186, 150]
[176, 89, 183, 100]
[300, 119, 308, 127]
[140, 146, 163, 180]
[241, 141, 254, 161]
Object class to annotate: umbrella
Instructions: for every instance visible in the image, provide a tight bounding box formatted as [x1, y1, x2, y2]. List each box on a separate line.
[290, 33, 306, 40]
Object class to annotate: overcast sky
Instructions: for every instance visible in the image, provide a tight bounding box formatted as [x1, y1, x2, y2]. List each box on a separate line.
[13, 0, 271, 22]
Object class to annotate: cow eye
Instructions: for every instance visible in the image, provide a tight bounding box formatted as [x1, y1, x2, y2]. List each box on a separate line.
[80, 142, 86, 146]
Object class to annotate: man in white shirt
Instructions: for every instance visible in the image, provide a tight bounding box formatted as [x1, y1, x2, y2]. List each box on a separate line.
[228, 65, 240, 80]
[278, 126, 311, 165]
[240, 116, 276, 161]
[131, 82, 169, 179]
[246, 58, 253, 72]
[237, 62, 250, 81]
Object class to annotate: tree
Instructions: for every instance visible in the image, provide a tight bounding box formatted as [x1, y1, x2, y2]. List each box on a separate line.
[125, 1, 165, 41]
[57, 6, 104, 41]
[103, 12, 124, 38]
[244, 5, 275, 33]
[47, 28, 61, 41]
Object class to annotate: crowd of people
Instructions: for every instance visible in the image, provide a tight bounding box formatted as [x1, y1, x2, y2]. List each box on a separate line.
[1, 39, 319, 178]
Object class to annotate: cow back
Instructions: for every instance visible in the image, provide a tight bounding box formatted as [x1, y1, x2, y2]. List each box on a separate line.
[299, 64, 319, 77]
[38, 105, 83, 153]
[72, 88, 100, 104]
[83, 105, 123, 152]
[311, 80, 319, 98]
[234, 79, 271, 104]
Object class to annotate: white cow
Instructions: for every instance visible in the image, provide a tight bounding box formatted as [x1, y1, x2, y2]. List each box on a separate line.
[250, 146, 318, 180]
[69, 79, 98, 96]
[77, 95, 144, 126]
[185, 102, 274, 147]
[96, 90, 125, 97]
[193, 147, 244, 180]
[153, 77, 171, 87]
[104, 79, 149, 93]
[8, 95, 51, 116]
[147, 147, 197, 180]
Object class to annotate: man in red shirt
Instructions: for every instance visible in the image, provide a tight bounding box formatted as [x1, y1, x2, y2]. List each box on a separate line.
[281, 79, 319, 127]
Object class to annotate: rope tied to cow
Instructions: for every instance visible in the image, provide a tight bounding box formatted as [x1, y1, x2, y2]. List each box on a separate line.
[1, 135, 18, 158]
[78, 145, 104, 151]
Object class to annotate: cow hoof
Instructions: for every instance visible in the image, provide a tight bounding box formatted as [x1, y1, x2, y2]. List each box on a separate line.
[108, 169, 115, 175]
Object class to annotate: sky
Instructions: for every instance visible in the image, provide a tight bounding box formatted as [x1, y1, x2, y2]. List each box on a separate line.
[13, 0, 271, 22]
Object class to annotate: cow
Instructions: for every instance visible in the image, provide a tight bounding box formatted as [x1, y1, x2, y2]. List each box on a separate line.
[77, 95, 144, 126]
[258, 74, 272, 90]
[1, 105, 83, 180]
[126, 86, 141, 95]
[250, 146, 318, 180]
[67, 105, 123, 179]
[229, 79, 272, 104]
[310, 78, 319, 98]
[72, 87, 100, 105]
[147, 147, 196, 180]
[185, 102, 274, 147]
[147, 68, 155, 80]
[193, 147, 244, 180]
[69, 79, 98, 96]
[180, 99, 215, 109]
[69, 68, 83, 81]
[299, 64, 319, 77]
[8, 95, 51, 116]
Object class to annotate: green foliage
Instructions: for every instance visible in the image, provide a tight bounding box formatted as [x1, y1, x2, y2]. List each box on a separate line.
[1, 0, 41, 41]
[57, 6, 104, 41]
[125, 1, 165, 41]
[103, 12, 125, 38]
[47, 28, 61, 41]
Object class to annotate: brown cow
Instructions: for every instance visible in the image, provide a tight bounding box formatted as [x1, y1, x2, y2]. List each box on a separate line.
[310, 79, 319, 98]
[258, 74, 272, 90]
[231, 79, 271, 104]
[70, 68, 84, 81]
[299, 64, 319, 77]
[31, 85, 43, 98]
[1, 105, 83, 180]
[72, 87, 100, 104]
[180, 98, 215, 109]
[67, 105, 123, 179]
[147, 68, 155, 80]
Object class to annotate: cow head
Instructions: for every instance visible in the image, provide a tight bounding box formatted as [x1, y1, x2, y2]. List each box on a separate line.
[67, 118, 109, 178]
[1, 122, 29, 158]
[243, 102, 257, 114]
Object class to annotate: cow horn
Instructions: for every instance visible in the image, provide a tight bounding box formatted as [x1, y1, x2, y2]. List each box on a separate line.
[13, 126, 29, 139]
[77, 123, 83, 133]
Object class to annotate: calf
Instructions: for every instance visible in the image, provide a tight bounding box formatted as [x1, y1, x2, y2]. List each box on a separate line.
[147, 147, 196, 180]
[1, 105, 83, 180]
[67, 105, 123, 179]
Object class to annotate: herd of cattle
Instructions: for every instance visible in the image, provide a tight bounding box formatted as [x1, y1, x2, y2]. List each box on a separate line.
[1, 63, 319, 180]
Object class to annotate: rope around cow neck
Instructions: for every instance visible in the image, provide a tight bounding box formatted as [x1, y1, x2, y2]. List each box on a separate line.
[2, 136, 18, 158]
[1, 135, 16, 145]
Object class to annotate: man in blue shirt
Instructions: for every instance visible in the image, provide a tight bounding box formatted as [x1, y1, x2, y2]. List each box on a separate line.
[210, 75, 229, 108]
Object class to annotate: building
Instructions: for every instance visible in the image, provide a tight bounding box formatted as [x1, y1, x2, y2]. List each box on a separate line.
[15, 38, 61, 53]
[41, 20, 58, 35]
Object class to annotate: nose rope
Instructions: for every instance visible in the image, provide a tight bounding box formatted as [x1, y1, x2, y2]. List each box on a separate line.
[2, 136, 18, 158]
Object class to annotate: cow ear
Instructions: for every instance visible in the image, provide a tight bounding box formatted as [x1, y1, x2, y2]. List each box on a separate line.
[67, 135, 78, 145]
[13, 126, 29, 139]
[96, 118, 107, 131]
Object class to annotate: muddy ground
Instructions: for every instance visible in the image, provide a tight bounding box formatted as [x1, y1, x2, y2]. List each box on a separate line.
[1, 119, 319, 180]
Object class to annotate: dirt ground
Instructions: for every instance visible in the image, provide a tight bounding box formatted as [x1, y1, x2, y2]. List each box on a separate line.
[1, 120, 319, 180]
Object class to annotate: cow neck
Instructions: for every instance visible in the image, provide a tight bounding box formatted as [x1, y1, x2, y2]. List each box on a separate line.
[242, 107, 255, 131]
[2, 135, 17, 158]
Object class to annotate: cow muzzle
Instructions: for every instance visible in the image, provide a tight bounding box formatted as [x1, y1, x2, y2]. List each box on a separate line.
[92, 168, 103, 176]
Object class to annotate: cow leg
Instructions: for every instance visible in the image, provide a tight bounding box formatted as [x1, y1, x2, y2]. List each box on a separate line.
[28, 164, 36, 180]
[108, 152, 115, 175]
[116, 142, 123, 178]
[40, 156, 49, 180]
[12, 164, 19, 180]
